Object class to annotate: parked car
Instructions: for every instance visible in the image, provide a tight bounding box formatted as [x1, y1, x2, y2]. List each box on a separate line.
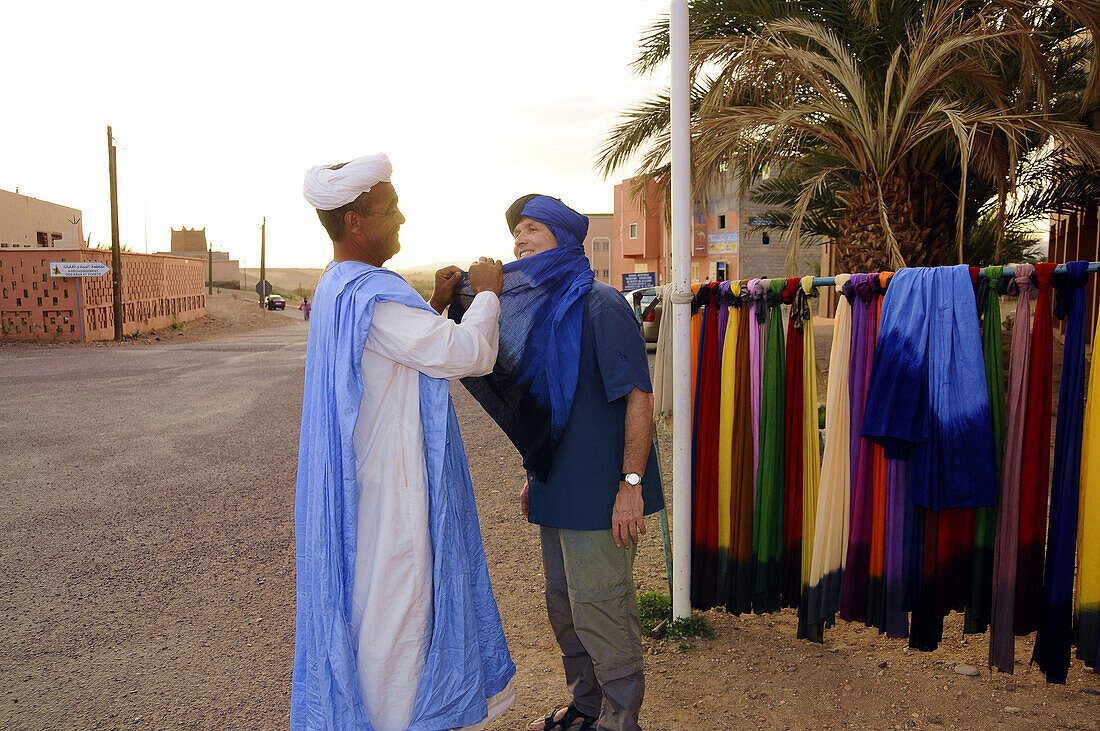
[265, 294, 286, 310]
[624, 287, 662, 343]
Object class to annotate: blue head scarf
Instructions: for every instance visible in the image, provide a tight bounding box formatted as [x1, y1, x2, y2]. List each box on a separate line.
[450, 195, 594, 482]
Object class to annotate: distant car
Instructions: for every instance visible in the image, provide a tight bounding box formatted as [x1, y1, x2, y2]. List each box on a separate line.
[624, 287, 662, 343]
[265, 294, 286, 310]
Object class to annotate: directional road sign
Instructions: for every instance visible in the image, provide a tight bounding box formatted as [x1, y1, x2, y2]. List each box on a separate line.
[50, 261, 110, 277]
[256, 280, 273, 298]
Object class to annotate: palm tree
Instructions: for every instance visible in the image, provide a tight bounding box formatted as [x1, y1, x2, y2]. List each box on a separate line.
[599, 0, 1100, 274]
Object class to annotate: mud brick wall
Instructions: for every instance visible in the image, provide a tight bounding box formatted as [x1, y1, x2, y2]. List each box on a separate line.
[0, 250, 205, 342]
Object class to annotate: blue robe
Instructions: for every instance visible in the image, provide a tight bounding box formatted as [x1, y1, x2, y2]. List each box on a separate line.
[291, 261, 515, 729]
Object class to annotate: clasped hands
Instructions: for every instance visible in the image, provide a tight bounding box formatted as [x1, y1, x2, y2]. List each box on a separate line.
[429, 259, 504, 314]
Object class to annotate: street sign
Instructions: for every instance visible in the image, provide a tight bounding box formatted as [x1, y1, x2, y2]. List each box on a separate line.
[49, 261, 110, 278]
[255, 280, 273, 298]
[622, 272, 657, 291]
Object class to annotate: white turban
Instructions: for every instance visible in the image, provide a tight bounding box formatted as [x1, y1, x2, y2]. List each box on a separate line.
[302, 153, 392, 210]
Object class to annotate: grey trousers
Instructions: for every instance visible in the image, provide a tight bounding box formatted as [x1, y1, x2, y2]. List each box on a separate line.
[540, 526, 644, 731]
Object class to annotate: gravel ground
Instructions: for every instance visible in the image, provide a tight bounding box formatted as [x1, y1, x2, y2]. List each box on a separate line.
[1, 294, 1098, 730]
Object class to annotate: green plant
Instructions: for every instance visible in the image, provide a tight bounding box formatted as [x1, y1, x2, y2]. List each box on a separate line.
[667, 615, 714, 640]
[171, 322, 182, 330]
[818, 404, 827, 430]
[637, 592, 672, 634]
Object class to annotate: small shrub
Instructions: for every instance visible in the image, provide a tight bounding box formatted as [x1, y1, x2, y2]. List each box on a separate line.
[171, 322, 182, 330]
[667, 615, 713, 640]
[637, 592, 671, 634]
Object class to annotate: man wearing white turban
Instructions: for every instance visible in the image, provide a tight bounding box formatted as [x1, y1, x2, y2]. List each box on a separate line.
[293, 154, 516, 730]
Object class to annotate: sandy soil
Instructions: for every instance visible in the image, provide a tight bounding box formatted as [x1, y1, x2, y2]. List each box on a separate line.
[3, 292, 1098, 730]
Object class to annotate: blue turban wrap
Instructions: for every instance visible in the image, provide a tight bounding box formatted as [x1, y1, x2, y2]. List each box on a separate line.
[451, 195, 594, 481]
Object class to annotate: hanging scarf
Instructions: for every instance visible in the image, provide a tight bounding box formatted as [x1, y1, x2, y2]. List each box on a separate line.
[800, 274, 852, 640]
[861, 266, 996, 510]
[690, 282, 704, 422]
[724, 295, 757, 615]
[292, 262, 515, 728]
[753, 278, 787, 613]
[449, 196, 593, 482]
[965, 266, 1006, 635]
[1075, 280, 1100, 672]
[652, 282, 677, 428]
[782, 277, 806, 607]
[841, 273, 878, 623]
[748, 279, 766, 497]
[1033, 261, 1090, 683]
[989, 264, 1035, 672]
[795, 276, 822, 636]
[691, 283, 723, 610]
[1015, 262, 1058, 635]
[716, 283, 742, 608]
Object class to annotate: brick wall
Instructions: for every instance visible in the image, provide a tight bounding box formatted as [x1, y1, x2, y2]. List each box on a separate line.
[0, 250, 205, 342]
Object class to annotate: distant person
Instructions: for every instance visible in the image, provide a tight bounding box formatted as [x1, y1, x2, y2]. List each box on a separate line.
[451, 194, 663, 731]
[293, 153, 515, 730]
[298, 297, 311, 321]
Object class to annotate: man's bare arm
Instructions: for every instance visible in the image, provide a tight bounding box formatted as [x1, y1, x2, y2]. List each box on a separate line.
[612, 387, 653, 547]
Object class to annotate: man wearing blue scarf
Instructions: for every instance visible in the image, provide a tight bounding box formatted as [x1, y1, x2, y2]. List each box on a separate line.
[294, 153, 516, 730]
[452, 195, 663, 731]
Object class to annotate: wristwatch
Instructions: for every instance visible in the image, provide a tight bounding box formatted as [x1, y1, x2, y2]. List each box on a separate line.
[621, 472, 642, 486]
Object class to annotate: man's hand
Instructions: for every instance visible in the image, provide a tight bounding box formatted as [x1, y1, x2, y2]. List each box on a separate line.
[611, 482, 646, 548]
[520, 479, 529, 520]
[429, 265, 463, 314]
[469, 257, 504, 297]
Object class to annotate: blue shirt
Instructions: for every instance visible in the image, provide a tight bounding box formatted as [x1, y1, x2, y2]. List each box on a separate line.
[527, 281, 665, 530]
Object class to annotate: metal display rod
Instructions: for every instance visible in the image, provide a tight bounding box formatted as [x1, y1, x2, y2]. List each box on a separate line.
[774, 262, 1100, 291]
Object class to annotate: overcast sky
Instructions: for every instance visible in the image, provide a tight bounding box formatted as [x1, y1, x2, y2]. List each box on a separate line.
[3, 1, 670, 270]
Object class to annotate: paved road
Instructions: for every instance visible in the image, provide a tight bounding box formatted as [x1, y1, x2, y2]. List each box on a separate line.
[0, 326, 309, 728]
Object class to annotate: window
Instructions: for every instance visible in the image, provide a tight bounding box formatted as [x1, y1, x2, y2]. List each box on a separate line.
[629, 223, 638, 239]
[718, 215, 726, 230]
[37, 232, 48, 246]
[762, 232, 771, 246]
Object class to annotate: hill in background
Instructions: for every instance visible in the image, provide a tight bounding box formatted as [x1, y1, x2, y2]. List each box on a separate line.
[243, 265, 439, 301]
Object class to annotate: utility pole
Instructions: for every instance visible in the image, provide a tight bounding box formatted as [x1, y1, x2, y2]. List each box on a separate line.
[207, 243, 213, 295]
[107, 126, 123, 341]
[260, 217, 266, 310]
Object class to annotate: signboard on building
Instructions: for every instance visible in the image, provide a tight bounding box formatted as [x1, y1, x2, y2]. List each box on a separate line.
[747, 217, 776, 227]
[622, 272, 656, 291]
[707, 232, 739, 255]
[49, 261, 110, 277]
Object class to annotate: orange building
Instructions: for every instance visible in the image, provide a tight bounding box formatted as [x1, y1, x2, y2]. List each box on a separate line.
[608, 174, 820, 290]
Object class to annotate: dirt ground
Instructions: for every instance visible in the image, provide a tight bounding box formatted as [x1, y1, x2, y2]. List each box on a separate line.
[2, 292, 1099, 730]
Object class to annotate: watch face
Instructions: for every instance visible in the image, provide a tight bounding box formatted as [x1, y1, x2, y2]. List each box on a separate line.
[625, 473, 641, 486]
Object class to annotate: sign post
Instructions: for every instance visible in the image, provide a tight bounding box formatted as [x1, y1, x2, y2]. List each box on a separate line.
[256, 280, 273, 315]
[50, 262, 109, 343]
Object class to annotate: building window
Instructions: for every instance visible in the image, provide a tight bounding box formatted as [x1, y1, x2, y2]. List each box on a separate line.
[37, 232, 48, 246]
[762, 232, 771, 246]
[718, 215, 726, 230]
[629, 223, 638, 239]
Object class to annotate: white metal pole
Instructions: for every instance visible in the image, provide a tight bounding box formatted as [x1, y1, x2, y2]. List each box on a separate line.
[669, 0, 692, 619]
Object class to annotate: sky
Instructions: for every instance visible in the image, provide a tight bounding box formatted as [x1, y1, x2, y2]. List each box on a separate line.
[3, 1, 671, 271]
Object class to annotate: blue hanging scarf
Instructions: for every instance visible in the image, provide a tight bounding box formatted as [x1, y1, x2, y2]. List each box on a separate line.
[292, 261, 515, 729]
[1033, 260, 1090, 683]
[860, 265, 996, 510]
[450, 195, 594, 481]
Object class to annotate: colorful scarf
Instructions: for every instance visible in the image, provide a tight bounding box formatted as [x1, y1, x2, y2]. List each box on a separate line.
[1033, 261, 1090, 683]
[1075, 278, 1100, 671]
[1014, 262, 1057, 635]
[753, 278, 786, 613]
[800, 274, 852, 639]
[989, 264, 1035, 672]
